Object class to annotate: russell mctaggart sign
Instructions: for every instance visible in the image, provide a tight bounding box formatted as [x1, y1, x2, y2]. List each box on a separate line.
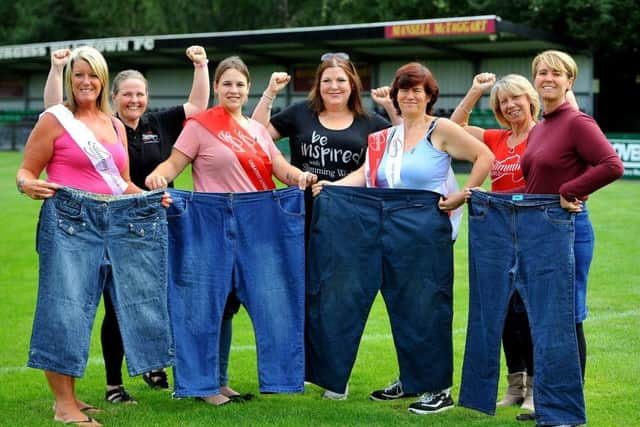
[385, 18, 496, 38]
[608, 135, 640, 179]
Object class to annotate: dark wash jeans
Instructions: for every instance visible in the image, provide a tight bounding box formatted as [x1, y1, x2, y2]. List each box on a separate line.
[29, 187, 172, 378]
[166, 188, 305, 397]
[459, 191, 586, 426]
[306, 186, 454, 395]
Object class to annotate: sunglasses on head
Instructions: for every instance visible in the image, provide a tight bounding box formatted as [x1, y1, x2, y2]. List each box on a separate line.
[321, 52, 350, 61]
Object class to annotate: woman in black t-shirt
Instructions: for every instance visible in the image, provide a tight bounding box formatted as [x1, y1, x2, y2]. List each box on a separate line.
[252, 53, 399, 400]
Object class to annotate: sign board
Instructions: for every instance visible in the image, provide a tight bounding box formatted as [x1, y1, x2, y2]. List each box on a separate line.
[385, 18, 496, 39]
[608, 135, 640, 179]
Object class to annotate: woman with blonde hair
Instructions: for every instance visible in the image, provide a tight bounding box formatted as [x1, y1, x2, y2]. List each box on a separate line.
[451, 73, 541, 413]
[18, 46, 172, 427]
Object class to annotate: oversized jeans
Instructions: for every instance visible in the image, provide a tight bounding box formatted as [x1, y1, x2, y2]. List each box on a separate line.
[167, 188, 305, 397]
[29, 187, 172, 378]
[459, 191, 586, 426]
[306, 186, 454, 395]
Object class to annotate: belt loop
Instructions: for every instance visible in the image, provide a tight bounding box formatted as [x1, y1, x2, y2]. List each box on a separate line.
[136, 192, 149, 208]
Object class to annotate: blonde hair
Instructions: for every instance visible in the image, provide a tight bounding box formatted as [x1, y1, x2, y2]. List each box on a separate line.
[64, 46, 111, 115]
[489, 74, 541, 128]
[531, 50, 578, 82]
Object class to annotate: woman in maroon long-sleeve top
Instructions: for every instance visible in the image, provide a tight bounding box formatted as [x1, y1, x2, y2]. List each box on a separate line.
[522, 50, 623, 386]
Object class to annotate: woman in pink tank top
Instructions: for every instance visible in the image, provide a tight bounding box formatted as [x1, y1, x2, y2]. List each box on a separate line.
[16, 46, 138, 427]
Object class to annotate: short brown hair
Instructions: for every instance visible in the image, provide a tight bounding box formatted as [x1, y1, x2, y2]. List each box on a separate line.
[389, 62, 439, 115]
[214, 56, 250, 85]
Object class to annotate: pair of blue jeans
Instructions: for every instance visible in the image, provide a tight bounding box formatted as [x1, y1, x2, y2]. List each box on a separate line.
[166, 188, 305, 397]
[574, 208, 594, 323]
[306, 186, 454, 395]
[459, 191, 585, 426]
[28, 187, 172, 378]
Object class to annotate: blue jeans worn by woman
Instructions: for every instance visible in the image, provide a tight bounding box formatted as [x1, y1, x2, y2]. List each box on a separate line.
[29, 187, 172, 378]
[167, 188, 305, 397]
[306, 185, 454, 395]
[459, 191, 586, 426]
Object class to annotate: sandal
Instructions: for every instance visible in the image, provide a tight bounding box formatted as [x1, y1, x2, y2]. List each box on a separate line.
[54, 415, 101, 426]
[143, 369, 170, 389]
[228, 393, 255, 402]
[516, 412, 536, 421]
[105, 386, 137, 404]
[53, 402, 103, 414]
[196, 396, 232, 406]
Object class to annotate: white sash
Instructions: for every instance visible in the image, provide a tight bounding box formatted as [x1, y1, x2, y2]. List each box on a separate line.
[383, 125, 404, 188]
[365, 122, 462, 240]
[45, 105, 128, 194]
[446, 167, 463, 241]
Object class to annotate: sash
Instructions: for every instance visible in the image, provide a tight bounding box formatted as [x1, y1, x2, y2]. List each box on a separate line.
[45, 105, 128, 195]
[188, 106, 275, 191]
[364, 124, 463, 240]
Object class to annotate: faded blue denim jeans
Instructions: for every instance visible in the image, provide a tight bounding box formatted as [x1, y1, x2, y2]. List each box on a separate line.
[167, 188, 305, 397]
[28, 187, 172, 378]
[306, 186, 454, 395]
[459, 191, 586, 426]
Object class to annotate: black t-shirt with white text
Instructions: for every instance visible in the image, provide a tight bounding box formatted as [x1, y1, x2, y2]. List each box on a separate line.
[270, 101, 390, 181]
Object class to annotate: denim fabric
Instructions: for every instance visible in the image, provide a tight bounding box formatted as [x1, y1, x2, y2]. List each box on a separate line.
[167, 187, 305, 397]
[29, 187, 172, 378]
[306, 185, 453, 395]
[459, 191, 586, 426]
[574, 208, 594, 322]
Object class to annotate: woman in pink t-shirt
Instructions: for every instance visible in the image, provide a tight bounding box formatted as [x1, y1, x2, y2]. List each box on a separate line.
[146, 56, 316, 406]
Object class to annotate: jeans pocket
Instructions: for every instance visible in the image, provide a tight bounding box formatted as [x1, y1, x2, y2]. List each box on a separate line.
[276, 191, 305, 217]
[128, 221, 159, 239]
[468, 199, 488, 222]
[54, 198, 87, 237]
[166, 195, 189, 219]
[127, 204, 161, 221]
[541, 206, 573, 226]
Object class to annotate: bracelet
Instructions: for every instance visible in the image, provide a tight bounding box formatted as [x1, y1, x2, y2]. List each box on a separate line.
[194, 59, 209, 68]
[262, 92, 275, 101]
[459, 104, 473, 115]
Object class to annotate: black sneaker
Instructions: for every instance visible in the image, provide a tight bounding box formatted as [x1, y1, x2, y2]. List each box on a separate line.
[408, 389, 454, 415]
[370, 379, 419, 401]
[105, 386, 137, 404]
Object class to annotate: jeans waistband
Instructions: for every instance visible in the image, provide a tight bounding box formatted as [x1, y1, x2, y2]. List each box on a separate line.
[169, 187, 301, 205]
[319, 185, 442, 207]
[470, 190, 562, 209]
[56, 186, 164, 207]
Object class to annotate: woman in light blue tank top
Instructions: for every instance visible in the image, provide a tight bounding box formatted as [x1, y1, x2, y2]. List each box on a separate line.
[376, 118, 451, 193]
[312, 62, 493, 414]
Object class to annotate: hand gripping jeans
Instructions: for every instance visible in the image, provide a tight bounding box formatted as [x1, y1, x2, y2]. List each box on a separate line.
[28, 187, 172, 378]
[306, 186, 454, 395]
[459, 191, 586, 426]
[166, 188, 305, 397]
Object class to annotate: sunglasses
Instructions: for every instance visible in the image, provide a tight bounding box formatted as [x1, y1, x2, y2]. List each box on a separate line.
[321, 52, 350, 61]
